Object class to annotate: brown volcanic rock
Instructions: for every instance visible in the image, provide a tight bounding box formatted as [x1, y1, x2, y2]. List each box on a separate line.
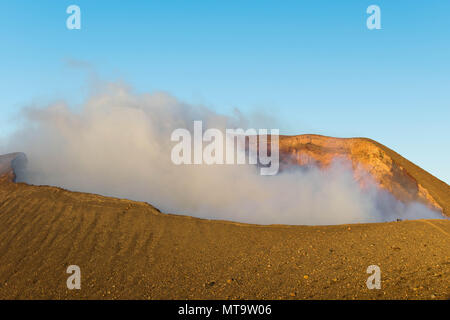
[278, 135, 450, 216]
[0, 153, 26, 184]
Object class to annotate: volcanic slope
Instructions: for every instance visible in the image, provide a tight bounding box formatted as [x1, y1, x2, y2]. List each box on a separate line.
[0, 150, 449, 299]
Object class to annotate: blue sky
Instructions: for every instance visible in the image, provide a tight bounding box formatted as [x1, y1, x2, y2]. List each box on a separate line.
[0, 0, 449, 183]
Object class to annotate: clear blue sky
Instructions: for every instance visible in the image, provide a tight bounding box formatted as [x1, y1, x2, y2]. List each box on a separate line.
[0, 0, 449, 183]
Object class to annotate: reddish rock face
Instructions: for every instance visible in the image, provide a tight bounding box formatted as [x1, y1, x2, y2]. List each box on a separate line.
[278, 135, 446, 214]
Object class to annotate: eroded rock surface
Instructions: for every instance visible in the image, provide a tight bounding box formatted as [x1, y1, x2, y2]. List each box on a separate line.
[0, 153, 26, 183]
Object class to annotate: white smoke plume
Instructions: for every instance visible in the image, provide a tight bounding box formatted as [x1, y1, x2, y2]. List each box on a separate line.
[2, 82, 443, 225]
